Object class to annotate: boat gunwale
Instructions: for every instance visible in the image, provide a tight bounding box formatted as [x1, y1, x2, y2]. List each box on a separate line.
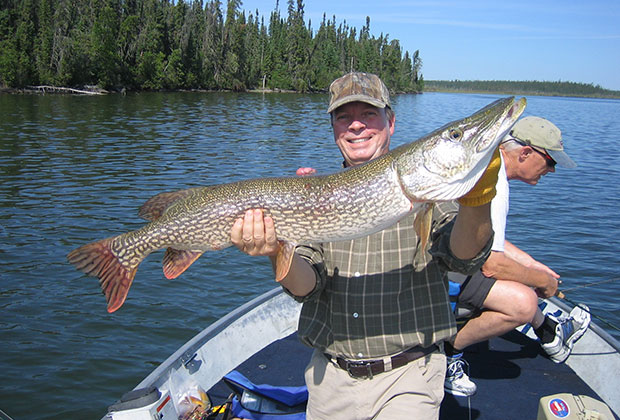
[134, 287, 291, 390]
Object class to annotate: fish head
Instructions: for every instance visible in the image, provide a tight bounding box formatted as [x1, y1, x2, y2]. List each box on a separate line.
[396, 96, 526, 202]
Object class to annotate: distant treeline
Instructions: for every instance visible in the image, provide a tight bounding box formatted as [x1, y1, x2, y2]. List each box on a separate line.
[0, 0, 423, 93]
[424, 80, 620, 99]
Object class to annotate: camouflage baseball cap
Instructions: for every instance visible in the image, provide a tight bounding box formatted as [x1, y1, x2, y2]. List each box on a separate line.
[509, 116, 577, 168]
[327, 72, 391, 113]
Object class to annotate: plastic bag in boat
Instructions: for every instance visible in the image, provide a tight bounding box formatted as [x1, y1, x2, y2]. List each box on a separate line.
[223, 370, 307, 419]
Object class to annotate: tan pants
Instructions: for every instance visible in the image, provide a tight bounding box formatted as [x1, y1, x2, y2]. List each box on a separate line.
[304, 348, 446, 420]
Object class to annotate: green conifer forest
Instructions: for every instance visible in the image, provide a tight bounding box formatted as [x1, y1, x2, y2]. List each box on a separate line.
[0, 0, 424, 93]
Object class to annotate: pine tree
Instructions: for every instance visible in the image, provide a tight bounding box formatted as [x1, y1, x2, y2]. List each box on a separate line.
[203, 0, 224, 89]
[0, 2, 19, 86]
[91, 0, 121, 88]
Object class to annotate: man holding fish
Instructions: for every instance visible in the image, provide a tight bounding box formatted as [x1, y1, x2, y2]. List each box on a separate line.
[231, 72, 520, 419]
[68, 72, 525, 418]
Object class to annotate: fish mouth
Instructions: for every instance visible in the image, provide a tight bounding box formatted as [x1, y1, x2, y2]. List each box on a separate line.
[451, 97, 526, 195]
[458, 96, 526, 178]
[489, 97, 527, 150]
[408, 97, 526, 201]
[469, 96, 526, 154]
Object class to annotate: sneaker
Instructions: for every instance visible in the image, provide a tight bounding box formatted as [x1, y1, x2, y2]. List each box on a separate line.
[541, 304, 591, 363]
[444, 353, 477, 397]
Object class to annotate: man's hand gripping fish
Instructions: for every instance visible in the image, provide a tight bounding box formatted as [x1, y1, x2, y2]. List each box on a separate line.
[68, 97, 526, 312]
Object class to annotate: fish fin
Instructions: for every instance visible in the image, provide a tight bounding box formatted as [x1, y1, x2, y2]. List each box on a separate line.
[274, 241, 296, 282]
[414, 203, 434, 250]
[162, 248, 203, 279]
[138, 188, 196, 221]
[67, 237, 138, 313]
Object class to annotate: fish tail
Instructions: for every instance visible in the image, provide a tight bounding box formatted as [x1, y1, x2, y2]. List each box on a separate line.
[67, 237, 139, 313]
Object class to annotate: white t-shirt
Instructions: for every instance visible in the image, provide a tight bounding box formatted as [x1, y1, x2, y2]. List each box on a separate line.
[490, 153, 509, 252]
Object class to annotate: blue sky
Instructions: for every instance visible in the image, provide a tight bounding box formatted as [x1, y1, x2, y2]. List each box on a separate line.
[239, 0, 620, 91]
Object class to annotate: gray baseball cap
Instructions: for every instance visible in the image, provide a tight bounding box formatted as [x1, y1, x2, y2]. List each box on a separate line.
[327, 72, 391, 113]
[509, 116, 577, 168]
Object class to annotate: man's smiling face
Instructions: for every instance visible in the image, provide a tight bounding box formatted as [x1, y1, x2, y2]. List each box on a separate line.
[331, 101, 395, 167]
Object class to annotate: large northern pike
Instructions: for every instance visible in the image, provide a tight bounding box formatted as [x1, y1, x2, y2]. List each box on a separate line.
[68, 96, 526, 312]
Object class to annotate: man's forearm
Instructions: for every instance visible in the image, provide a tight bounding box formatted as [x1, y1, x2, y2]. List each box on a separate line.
[503, 240, 535, 266]
[483, 251, 552, 289]
[270, 253, 317, 297]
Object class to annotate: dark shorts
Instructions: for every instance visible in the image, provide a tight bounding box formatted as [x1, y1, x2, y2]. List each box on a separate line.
[454, 271, 496, 318]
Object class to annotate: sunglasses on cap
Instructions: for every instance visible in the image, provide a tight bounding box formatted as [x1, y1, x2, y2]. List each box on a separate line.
[513, 139, 557, 168]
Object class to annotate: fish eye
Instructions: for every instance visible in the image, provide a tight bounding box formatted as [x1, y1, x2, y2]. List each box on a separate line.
[448, 128, 463, 141]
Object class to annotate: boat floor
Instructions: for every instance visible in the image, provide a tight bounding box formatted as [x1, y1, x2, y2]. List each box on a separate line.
[208, 330, 618, 419]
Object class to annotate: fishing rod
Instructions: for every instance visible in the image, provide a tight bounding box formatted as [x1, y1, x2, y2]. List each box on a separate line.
[559, 276, 620, 293]
[556, 276, 620, 333]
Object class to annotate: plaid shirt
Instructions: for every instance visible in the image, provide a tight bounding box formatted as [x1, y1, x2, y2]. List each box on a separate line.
[288, 201, 491, 360]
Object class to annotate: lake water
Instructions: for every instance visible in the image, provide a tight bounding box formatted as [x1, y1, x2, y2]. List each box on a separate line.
[0, 91, 619, 419]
